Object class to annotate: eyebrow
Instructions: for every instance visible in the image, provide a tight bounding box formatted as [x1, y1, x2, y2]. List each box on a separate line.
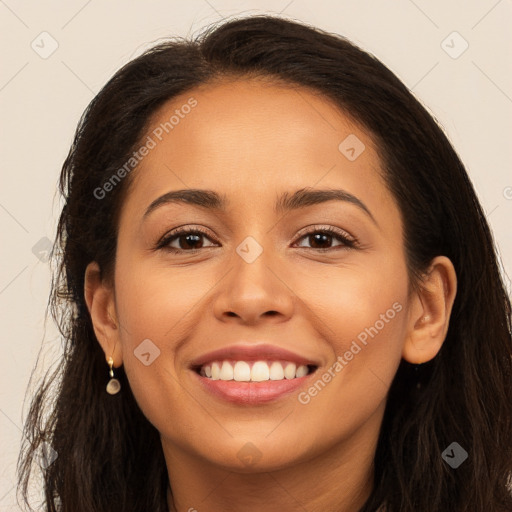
[143, 187, 377, 225]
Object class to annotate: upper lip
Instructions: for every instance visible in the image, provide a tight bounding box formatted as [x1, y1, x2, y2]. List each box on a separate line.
[189, 343, 320, 369]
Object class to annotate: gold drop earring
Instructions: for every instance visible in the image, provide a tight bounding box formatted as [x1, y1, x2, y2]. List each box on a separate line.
[105, 313, 121, 395]
[106, 356, 121, 395]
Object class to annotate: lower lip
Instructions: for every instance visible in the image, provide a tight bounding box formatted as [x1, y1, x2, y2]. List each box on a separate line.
[191, 369, 316, 404]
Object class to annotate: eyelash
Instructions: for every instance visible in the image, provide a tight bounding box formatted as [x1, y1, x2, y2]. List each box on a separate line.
[155, 225, 358, 254]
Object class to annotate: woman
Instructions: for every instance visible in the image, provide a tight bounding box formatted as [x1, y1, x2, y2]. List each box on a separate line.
[18, 14, 512, 512]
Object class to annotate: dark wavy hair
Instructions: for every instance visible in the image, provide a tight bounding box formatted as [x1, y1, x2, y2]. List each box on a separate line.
[17, 14, 512, 512]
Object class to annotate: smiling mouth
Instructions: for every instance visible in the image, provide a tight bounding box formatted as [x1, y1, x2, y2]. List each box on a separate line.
[192, 359, 318, 382]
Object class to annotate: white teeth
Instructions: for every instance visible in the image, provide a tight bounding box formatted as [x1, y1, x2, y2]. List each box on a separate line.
[211, 362, 220, 380]
[251, 361, 270, 381]
[295, 364, 308, 378]
[269, 361, 284, 380]
[220, 361, 234, 380]
[233, 361, 251, 381]
[199, 360, 312, 381]
[284, 362, 296, 379]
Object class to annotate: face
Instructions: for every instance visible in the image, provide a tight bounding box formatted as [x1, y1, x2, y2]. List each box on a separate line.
[105, 79, 414, 472]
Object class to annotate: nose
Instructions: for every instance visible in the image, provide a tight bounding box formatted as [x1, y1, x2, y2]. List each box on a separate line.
[213, 240, 295, 326]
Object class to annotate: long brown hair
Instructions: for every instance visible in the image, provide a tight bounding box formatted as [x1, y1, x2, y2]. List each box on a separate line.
[18, 15, 512, 512]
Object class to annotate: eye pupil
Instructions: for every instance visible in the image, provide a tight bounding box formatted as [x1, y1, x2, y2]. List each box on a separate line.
[310, 233, 332, 249]
[181, 233, 202, 249]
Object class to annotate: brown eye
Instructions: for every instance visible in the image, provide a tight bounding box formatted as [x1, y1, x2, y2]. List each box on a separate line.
[158, 228, 218, 253]
[295, 227, 356, 251]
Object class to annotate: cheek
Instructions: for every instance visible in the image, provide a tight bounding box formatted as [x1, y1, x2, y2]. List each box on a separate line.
[111, 256, 222, 425]
[114, 256, 215, 341]
[313, 257, 408, 363]
[293, 260, 409, 426]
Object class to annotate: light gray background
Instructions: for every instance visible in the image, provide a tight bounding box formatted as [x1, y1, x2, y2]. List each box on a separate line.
[1, 0, 511, 509]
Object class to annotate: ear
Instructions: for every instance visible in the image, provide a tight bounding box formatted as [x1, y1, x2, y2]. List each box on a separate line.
[402, 255, 457, 364]
[84, 261, 123, 367]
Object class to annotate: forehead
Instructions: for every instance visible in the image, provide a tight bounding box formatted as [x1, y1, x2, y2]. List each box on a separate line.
[123, 79, 394, 220]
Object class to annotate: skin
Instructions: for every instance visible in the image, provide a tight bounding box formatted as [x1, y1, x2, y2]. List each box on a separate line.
[85, 79, 457, 512]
